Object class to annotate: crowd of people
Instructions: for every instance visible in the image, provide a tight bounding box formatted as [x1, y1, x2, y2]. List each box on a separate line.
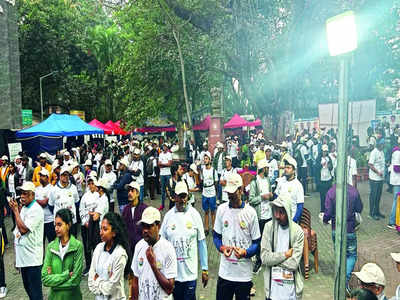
[0, 125, 398, 300]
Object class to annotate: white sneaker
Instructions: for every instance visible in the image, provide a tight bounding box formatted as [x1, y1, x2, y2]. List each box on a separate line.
[0, 287, 7, 298]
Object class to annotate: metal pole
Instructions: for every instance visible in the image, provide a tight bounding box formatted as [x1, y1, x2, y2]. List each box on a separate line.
[334, 56, 349, 300]
[40, 77, 43, 121]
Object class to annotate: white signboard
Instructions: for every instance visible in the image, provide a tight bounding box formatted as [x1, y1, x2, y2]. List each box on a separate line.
[8, 143, 22, 161]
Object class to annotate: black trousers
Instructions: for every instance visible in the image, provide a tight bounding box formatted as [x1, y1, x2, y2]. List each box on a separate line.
[81, 225, 92, 269]
[43, 222, 56, 243]
[21, 266, 43, 300]
[147, 177, 156, 200]
[216, 277, 252, 300]
[298, 167, 308, 194]
[369, 179, 383, 216]
[319, 180, 332, 213]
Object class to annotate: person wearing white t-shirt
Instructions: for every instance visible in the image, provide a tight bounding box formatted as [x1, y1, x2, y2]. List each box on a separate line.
[260, 193, 304, 300]
[296, 138, 309, 196]
[316, 145, 333, 216]
[161, 182, 208, 300]
[201, 152, 218, 236]
[49, 166, 80, 237]
[130, 148, 145, 203]
[389, 138, 400, 229]
[100, 159, 117, 212]
[265, 147, 278, 185]
[347, 154, 358, 189]
[158, 144, 173, 211]
[213, 173, 261, 300]
[275, 156, 304, 223]
[131, 207, 177, 300]
[220, 156, 238, 203]
[182, 164, 200, 205]
[368, 139, 386, 220]
[35, 168, 56, 243]
[10, 182, 44, 300]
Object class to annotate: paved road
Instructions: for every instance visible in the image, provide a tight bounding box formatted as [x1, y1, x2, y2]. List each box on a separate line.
[3, 180, 400, 299]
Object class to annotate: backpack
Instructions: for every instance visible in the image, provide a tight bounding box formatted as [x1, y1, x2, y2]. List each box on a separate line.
[294, 145, 304, 167]
[146, 157, 154, 175]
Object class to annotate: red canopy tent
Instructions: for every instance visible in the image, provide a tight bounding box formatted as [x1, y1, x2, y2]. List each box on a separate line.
[88, 119, 113, 135]
[105, 121, 129, 135]
[193, 115, 211, 131]
[246, 118, 262, 127]
[223, 114, 249, 129]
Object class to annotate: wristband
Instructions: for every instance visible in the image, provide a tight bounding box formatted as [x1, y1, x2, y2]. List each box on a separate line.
[202, 270, 209, 275]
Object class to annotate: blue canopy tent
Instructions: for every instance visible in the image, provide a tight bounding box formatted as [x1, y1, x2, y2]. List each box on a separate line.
[16, 114, 104, 158]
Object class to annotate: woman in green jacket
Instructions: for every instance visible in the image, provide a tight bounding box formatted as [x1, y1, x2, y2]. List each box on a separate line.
[41, 208, 84, 300]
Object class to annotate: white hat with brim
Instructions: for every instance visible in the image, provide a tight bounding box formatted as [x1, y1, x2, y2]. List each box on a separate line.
[225, 155, 232, 161]
[85, 159, 92, 166]
[96, 178, 109, 190]
[284, 156, 297, 169]
[257, 159, 269, 170]
[1, 155, 8, 161]
[353, 263, 386, 286]
[63, 151, 70, 156]
[190, 163, 198, 174]
[119, 158, 129, 167]
[39, 153, 47, 159]
[270, 193, 291, 208]
[223, 173, 243, 194]
[60, 166, 70, 175]
[88, 171, 97, 179]
[133, 148, 141, 155]
[203, 151, 211, 159]
[322, 144, 329, 152]
[125, 181, 140, 192]
[17, 181, 36, 192]
[280, 142, 288, 148]
[39, 169, 50, 177]
[137, 207, 161, 225]
[391, 253, 400, 263]
[104, 159, 112, 166]
[175, 181, 188, 195]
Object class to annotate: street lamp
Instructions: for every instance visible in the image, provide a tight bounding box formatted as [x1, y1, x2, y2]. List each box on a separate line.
[326, 11, 358, 300]
[39, 71, 58, 121]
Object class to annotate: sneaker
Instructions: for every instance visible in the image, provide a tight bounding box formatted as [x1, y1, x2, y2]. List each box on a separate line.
[250, 287, 256, 297]
[158, 205, 164, 211]
[345, 286, 351, 298]
[0, 287, 7, 298]
[82, 267, 89, 277]
[253, 260, 262, 274]
[387, 224, 396, 230]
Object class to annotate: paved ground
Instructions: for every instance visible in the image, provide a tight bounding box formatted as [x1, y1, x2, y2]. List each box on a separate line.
[2, 180, 400, 299]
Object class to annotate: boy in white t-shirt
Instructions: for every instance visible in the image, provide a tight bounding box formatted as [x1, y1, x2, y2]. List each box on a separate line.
[201, 152, 218, 236]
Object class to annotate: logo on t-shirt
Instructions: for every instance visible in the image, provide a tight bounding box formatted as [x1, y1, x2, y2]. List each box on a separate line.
[186, 221, 192, 229]
[240, 221, 247, 229]
[224, 220, 229, 228]
[171, 224, 176, 231]
[139, 257, 144, 267]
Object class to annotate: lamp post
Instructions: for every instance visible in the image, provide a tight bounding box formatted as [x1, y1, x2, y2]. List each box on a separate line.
[39, 71, 57, 121]
[326, 11, 358, 300]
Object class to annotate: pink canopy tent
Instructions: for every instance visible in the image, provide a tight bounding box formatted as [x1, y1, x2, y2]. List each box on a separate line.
[105, 121, 129, 135]
[193, 115, 211, 131]
[246, 118, 262, 127]
[223, 114, 249, 129]
[88, 119, 113, 135]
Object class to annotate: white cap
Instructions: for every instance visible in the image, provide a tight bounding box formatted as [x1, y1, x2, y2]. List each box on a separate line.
[257, 159, 269, 170]
[17, 181, 35, 192]
[175, 181, 188, 195]
[203, 151, 211, 159]
[88, 171, 97, 179]
[137, 207, 161, 225]
[104, 159, 112, 166]
[1, 155, 8, 161]
[284, 155, 297, 169]
[119, 158, 129, 167]
[96, 178, 109, 190]
[322, 144, 329, 152]
[126, 181, 140, 192]
[224, 173, 243, 194]
[225, 155, 232, 161]
[353, 263, 386, 286]
[264, 145, 272, 151]
[70, 162, 79, 170]
[60, 165, 70, 174]
[39, 168, 50, 177]
[271, 192, 291, 208]
[391, 253, 400, 263]
[63, 151, 70, 156]
[133, 148, 141, 155]
[39, 153, 47, 159]
[15, 155, 22, 160]
[190, 163, 198, 174]
[84, 159, 92, 166]
[216, 142, 224, 148]
[280, 142, 288, 149]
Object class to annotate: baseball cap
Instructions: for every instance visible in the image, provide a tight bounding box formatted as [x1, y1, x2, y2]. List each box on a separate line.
[39, 169, 50, 177]
[1, 155, 8, 161]
[17, 181, 36, 192]
[391, 253, 400, 263]
[88, 171, 97, 179]
[126, 181, 140, 192]
[104, 159, 112, 166]
[189, 163, 198, 174]
[265, 145, 272, 152]
[270, 192, 291, 208]
[322, 144, 329, 152]
[137, 207, 161, 225]
[119, 158, 129, 167]
[39, 153, 47, 159]
[225, 155, 232, 161]
[257, 159, 269, 170]
[84, 159, 92, 166]
[216, 142, 224, 148]
[284, 156, 297, 169]
[60, 166, 70, 175]
[63, 151, 70, 156]
[133, 148, 141, 155]
[175, 181, 188, 195]
[353, 263, 386, 286]
[224, 173, 243, 194]
[280, 142, 288, 149]
[203, 151, 211, 159]
[96, 178, 109, 190]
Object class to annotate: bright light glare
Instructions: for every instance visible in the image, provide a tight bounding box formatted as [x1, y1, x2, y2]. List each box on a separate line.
[326, 11, 358, 56]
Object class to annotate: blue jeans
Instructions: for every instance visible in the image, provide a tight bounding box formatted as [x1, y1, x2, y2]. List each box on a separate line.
[21, 266, 43, 300]
[389, 185, 400, 225]
[173, 280, 196, 300]
[139, 185, 144, 203]
[332, 231, 357, 285]
[160, 175, 171, 207]
[217, 174, 222, 201]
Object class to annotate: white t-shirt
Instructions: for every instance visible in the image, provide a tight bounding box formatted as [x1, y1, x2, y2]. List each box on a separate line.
[14, 201, 44, 268]
[320, 156, 332, 182]
[267, 158, 278, 179]
[275, 177, 304, 218]
[8, 173, 15, 195]
[270, 225, 296, 300]
[368, 148, 385, 181]
[130, 160, 144, 186]
[201, 166, 218, 198]
[228, 142, 239, 158]
[49, 183, 80, 224]
[329, 152, 337, 176]
[257, 176, 272, 220]
[390, 150, 400, 186]
[35, 184, 54, 224]
[79, 191, 100, 225]
[132, 238, 177, 300]
[347, 156, 358, 186]
[182, 173, 196, 204]
[299, 145, 308, 168]
[160, 206, 205, 282]
[213, 202, 261, 282]
[216, 153, 224, 174]
[220, 168, 238, 202]
[159, 152, 172, 176]
[97, 194, 109, 223]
